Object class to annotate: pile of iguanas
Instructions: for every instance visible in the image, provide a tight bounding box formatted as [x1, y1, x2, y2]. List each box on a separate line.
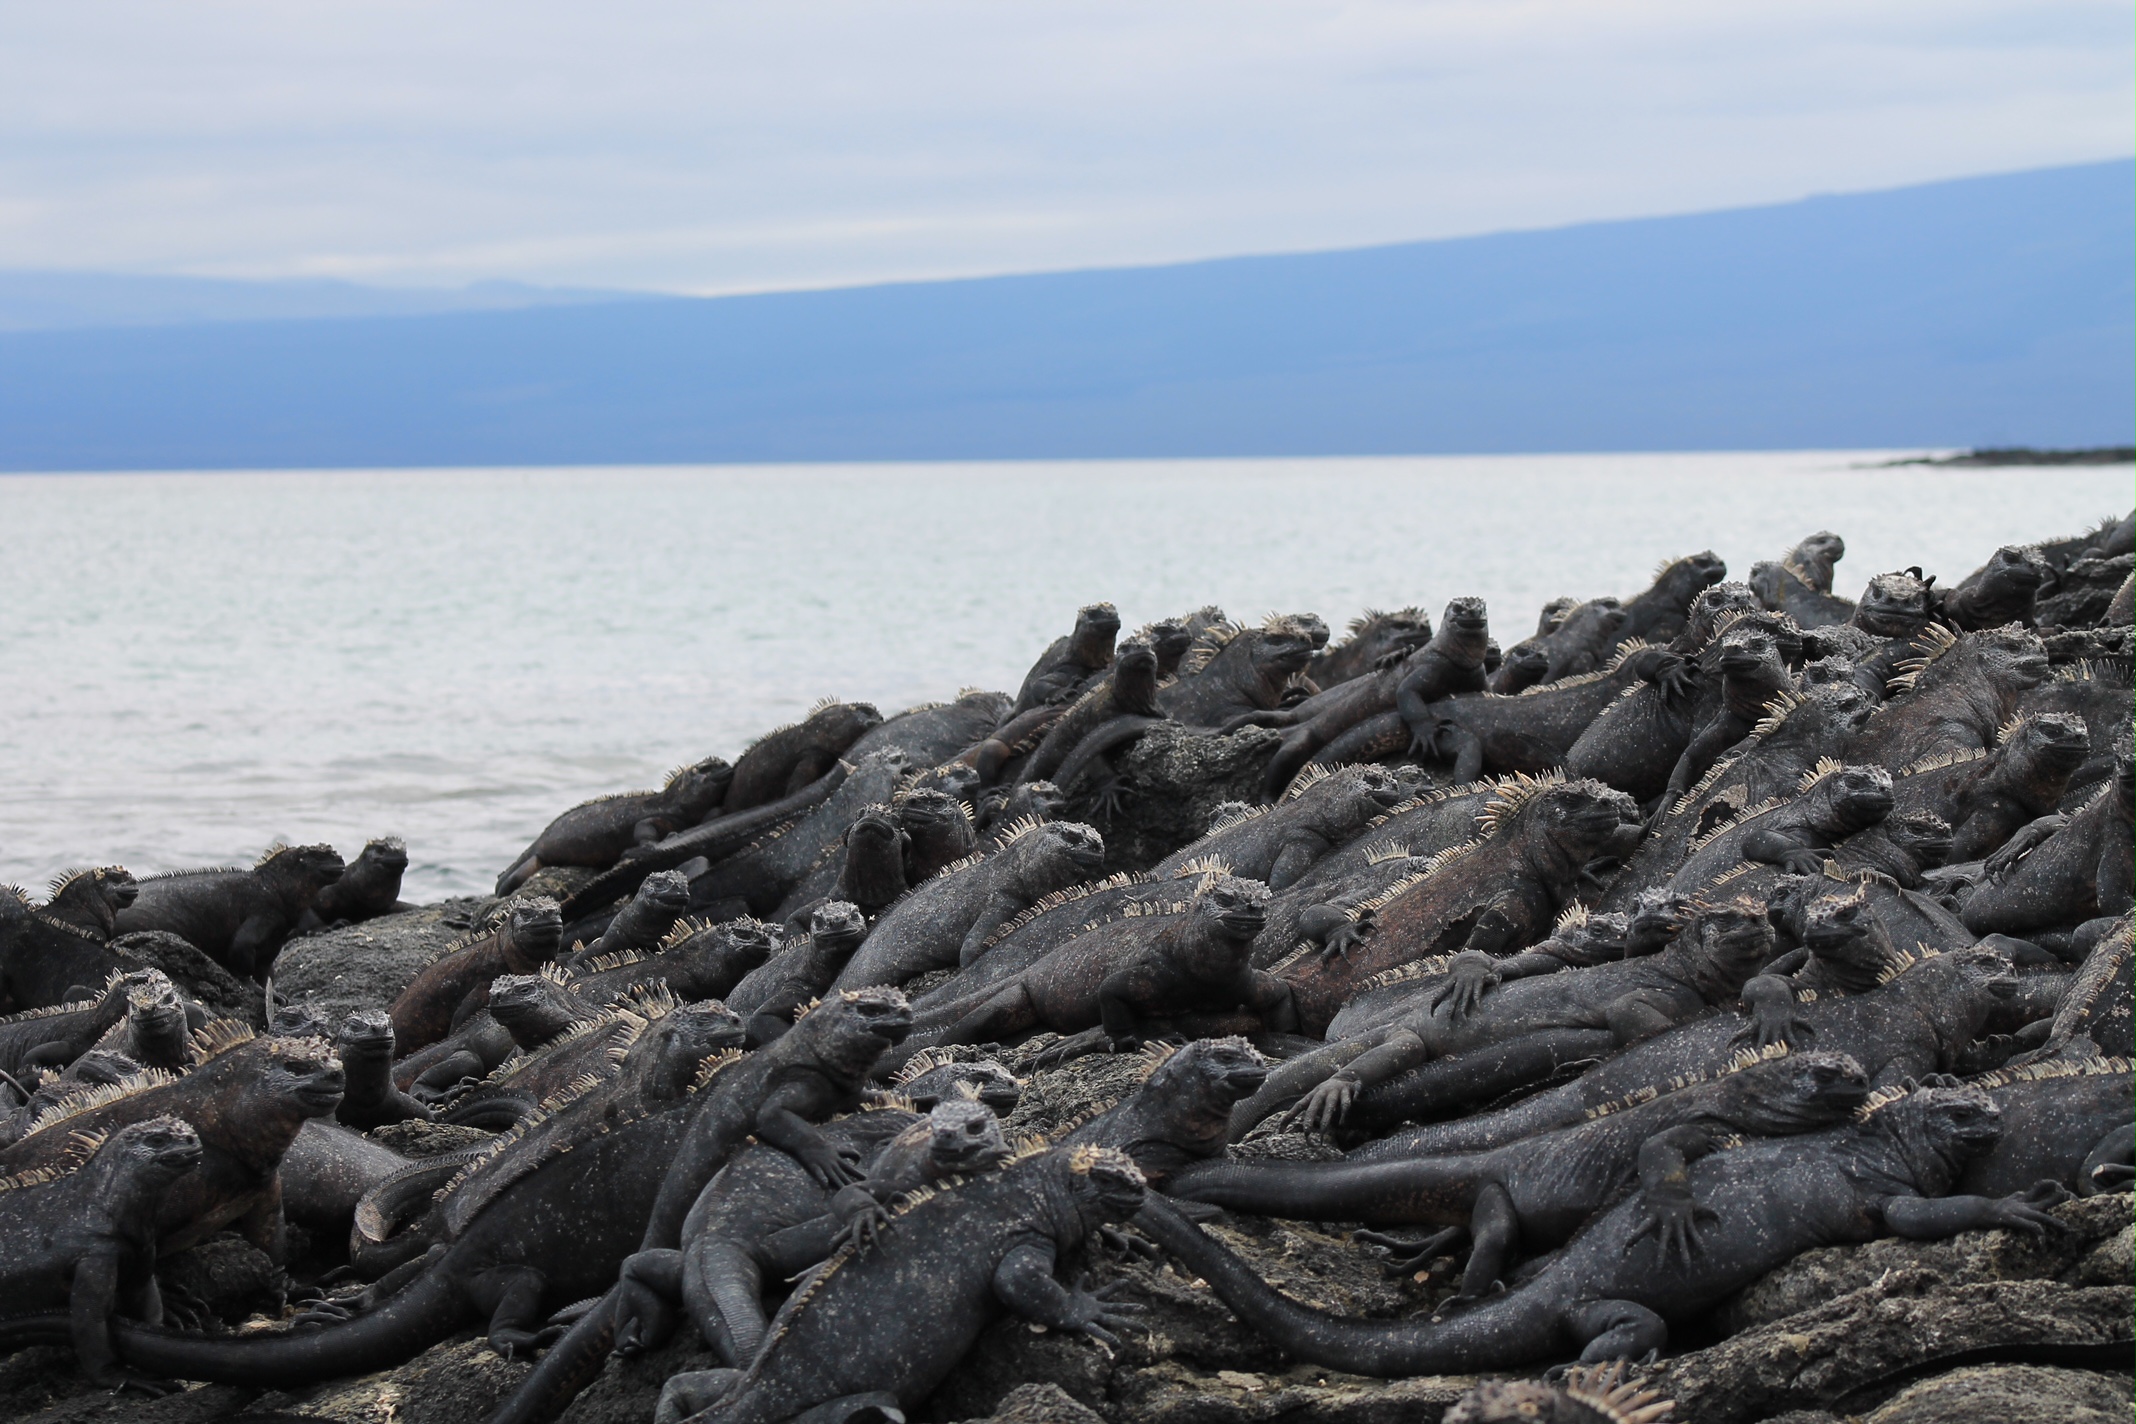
[0, 511, 2128, 1424]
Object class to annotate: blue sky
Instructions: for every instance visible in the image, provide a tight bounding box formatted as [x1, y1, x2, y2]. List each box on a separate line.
[1, 1, 2128, 294]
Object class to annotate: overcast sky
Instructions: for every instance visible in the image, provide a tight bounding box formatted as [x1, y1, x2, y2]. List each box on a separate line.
[1, 2, 2128, 294]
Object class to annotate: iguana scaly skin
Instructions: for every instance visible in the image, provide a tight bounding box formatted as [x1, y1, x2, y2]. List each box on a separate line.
[1615, 550, 1728, 645]
[0, 971, 146, 1080]
[904, 874, 1297, 1068]
[1443, 1363, 1677, 1424]
[497, 759, 731, 895]
[1019, 637, 1163, 787]
[831, 820, 1107, 989]
[1176, 1050, 1868, 1297]
[1407, 644, 1688, 785]
[1157, 614, 1321, 731]
[569, 869, 691, 966]
[91, 969, 193, 1072]
[563, 915, 780, 1008]
[1308, 607, 1433, 688]
[725, 701, 884, 814]
[1148, 764, 1405, 891]
[1012, 603, 1122, 715]
[1139, 1084, 2066, 1375]
[392, 969, 594, 1101]
[0, 1027, 343, 1261]
[388, 897, 563, 1053]
[113, 843, 345, 979]
[1277, 775, 1640, 1035]
[1063, 1037, 1270, 1185]
[1959, 1056, 2132, 1196]
[792, 806, 908, 930]
[38, 867, 138, 939]
[2014, 658, 2132, 813]
[907, 869, 1188, 1010]
[2012, 915, 2130, 1062]
[1664, 763, 1894, 893]
[648, 1144, 1147, 1424]
[843, 688, 1012, 769]
[1749, 531, 1853, 626]
[1847, 623, 2051, 768]
[1942, 544, 2049, 630]
[301, 837, 409, 930]
[330, 1011, 432, 1129]
[438, 987, 698, 1131]
[1240, 897, 1777, 1138]
[0, 1115, 202, 1388]
[891, 785, 979, 882]
[888, 1050, 1024, 1115]
[727, 902, 869, 1048]
[1891, 711, 2089, 861]
[1501, 598, 1632, 685]
[1961, 740, 2133, 936]
[1350, 943, 2020, 1162]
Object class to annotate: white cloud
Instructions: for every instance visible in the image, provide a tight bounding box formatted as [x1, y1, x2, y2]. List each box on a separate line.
[0, 0, 2126, 291]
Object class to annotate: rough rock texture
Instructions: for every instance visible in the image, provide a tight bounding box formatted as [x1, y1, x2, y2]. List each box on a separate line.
[273, 897, 486, 1024]
[957, 1382, 1108, 1424]
[365, 1120, 496, 1157]
[291, 1336, 530, 1423]
[1099, 724, 1283, 874]
[159, 1231, 286, 1323]
[110, 929, 266, 1027]
[1861, 1364, 2129, 1424]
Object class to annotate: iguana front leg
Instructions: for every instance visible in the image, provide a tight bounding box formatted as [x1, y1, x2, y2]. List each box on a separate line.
[1878, 1181, 2072, 1240]
[958, 892, 1026, 968]
[991, 1240, 1145, 1349]
[1733, 975, 1815, 1050]
[1623, 1125, 1722, 1263]
[754, 1081, 866, 1189]
[1284, 1027, 1429, 1133]
[1268, 835, 1332, 893]
[1741, 829, 1830, 877]
[228, 912, 284, 979]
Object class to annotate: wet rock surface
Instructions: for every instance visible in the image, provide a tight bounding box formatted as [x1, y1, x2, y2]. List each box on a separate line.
[1096, 723, 1282, 874]
[273, 897, 485, 1024]
[111, 929, 266, 1027]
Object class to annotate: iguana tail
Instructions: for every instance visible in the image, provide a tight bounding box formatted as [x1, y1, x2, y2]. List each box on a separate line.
[113, 1268, 463, 1387]
[1164, 1154, 1471, 1227]
[1134, 1198, 1558, 1375]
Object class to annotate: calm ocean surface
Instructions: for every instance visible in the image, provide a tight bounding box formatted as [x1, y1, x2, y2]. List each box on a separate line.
[2, 454, 2126, 900]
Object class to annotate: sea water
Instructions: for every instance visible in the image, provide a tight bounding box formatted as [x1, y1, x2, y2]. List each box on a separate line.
[1, 454, 2124, 898]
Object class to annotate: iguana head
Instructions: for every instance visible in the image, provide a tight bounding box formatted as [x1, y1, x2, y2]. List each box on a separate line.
[258, 843, 345, 893]
[806, 900, 870, 956]
[895, 1057, 1022, 1117]
[1190, 874, 1271, 943]
[910, 759, 979, 809]
[1248, 619, 1320, 684]
[979, 781, 1067, 838]
[1813, 765, 1895, 836]
[498, 896, 565, 966]
[488, 973, 585, 1045]
[1626, 891, 1693, 955]
[1551, 909, 1632, 962]
[665, 757, 734, 814]
[1787, 531, 1846, 589]
[1971, 624, 2051, 691]
[46, 866, 138, 928]
[1063, 1144, 1147, 1225]
[1522, 780, 1641, 863]
[349, 837, 409, 880]
[923, 1098, 1011, 1176]
[686, 917, 781, 976]
[1799, 885, 1892, 978]
[1877, 1082, 2004, 1187]
[1908, 943, 2019, 1012]
[800, 987, 914, 1079]
[54, 1047, 142, 1088]
[123, 970, 190, 1043]
[1435, 598, 1491, 665]
[1552, 598, 1627, 653]
[1151, 1036, 1269, 1109]
[893, 786, 973, 850]
[334, 1009, 397, 1063]
[1294, 765, 1405, 834]
[1682, 897, 1774, 995]
[1110, 638, 1162, 714]
[1070, 603, 1123, 668]
[109, 1115, 206, 1191]
[1715, 622, 1795, 706]
[1492, 640, 1551, 692]
[1962, 545, 2048, 613]
[1021, 821, 1108, 881]
[1850, 569, 1936, 637]
[1720, 1050, 1870, 1134]
[1880, 811, 1952, 873]
[248, 1034, 347, 1120]
[627, 870, 692, 921]
[1141, 619, 1195, 679]
[1659, 549, 1729, 603]
[1685, 582, 1761, 644]
[268, 998, 331, 1039]
[1445, 1361, 1675, 1424]
[840, 806, 910, 902]
[666, 999, 748, 1057]
[805, 700, 885, 746]
[2004, 711, 2091, 786]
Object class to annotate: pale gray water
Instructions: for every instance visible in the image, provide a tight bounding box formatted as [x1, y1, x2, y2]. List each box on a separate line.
[1, 454, 2125, 899]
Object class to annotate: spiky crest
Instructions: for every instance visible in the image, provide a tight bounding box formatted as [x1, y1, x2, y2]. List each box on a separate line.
[1170, 854, 1234, 879]
[1884, 623, 1962, 694]
[20, 1070, 182, 1138]
[0, 1129, 110, 1194]
[975, 872, 1152, 952]
[1969, 1056, 2131, 1090]
[1281, 763, 1339, 801]
[1560, 1361, 1676, 1424]
[188, 1020, 256, 1061]
[1581, 1042, 1791, 1122]
[655, 917, 718, 952]
[1473, 770, 1571, 840]
[1504, 639, 1654, 697]
[1897, 746, 1992, 778]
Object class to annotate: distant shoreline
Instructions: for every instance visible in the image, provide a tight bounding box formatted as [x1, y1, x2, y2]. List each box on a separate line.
[1876, 446, 2135, 468]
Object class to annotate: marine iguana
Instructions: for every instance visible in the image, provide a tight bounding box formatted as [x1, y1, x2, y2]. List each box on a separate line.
[329, 1010, 433, 1129]
[1148, 764, 1405, 891]
[562, 763, 855, 920]
[830, 820, 1107, 989]
[1664, 761, 1895, 892]
[727, 902, 870, 1047]
[724, 700, 883, 814]
[496, 759, 732, 895]
[1614, 550, 1728, 644]
[1240, 895, 1778, 1138]
[0, 1049, 144, 1148]
[1749, 531, 1853, 626]
[1489, 641, 1553, 696]
[1276, 775, 1641, 1035]
[0, 1025, 343, 1261]
[1443, 1363, 1677, 1424]
[907, 869, 1191, 1009]
[567, 870, 692, 966]
[0, 971, 145, 1081]
[1011, 603, 1122, 715]
[436, 990, 684, 1131]
[1177, 1049, 1869, 1297]
[388, 896, 564, 1053]
[113, 843, 346, 979]
[91, 968, 194, 1072]
[2011, 915, 2130, 1062]
[1961, 739, 2133, 936]
[682, 749, 912, 922]
[38, 866, 138, 938]
[1847, 623, 2052, 768]
[903, 873, 1298, 1068]
[1960, 1056, 2133, 1196]
[1062, 1036, 1271, 1185]
[350, 997, 746, 1280]
[842, 688, 1013, 769]
[1017, 637, 1166, 806]
[887, 1050, 1023, 1115]
[801, 806, 909, 927]
[1942, 544, 2050, 629]
[0, 1115, 203, 1390]
[646, 1144, 1147, 1424]
[1404, 644, 1691, 785]
[975, 779, 1067, 849]
[1349, 942, 2020, 1161]
[2017, 658, 2133, 812]
[299, 838, 410, 931]
[392, 969, 595, 1101]
[564, 916, 781, 1005]
[1307, 608, 1434, 688]
[1157, 614, 1321, 731]
[1892, 711, 2089, 861]
[1653, 617, 1802, 807]
[1501, 597, 1630, 684]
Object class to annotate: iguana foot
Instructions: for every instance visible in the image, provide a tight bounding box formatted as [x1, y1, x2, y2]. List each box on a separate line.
[1354, 1225, 1465, 1275]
